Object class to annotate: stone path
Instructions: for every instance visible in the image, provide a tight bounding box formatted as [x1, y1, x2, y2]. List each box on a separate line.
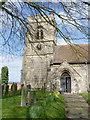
[62, 94, 89, 119]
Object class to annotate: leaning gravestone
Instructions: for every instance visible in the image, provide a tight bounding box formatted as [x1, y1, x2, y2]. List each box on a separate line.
[21, 84, 26, 106]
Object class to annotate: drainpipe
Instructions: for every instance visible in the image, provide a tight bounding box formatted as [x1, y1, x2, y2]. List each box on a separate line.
[85, 62, 88, 91]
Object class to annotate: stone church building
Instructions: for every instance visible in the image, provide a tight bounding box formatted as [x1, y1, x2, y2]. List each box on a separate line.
[21, 13, 89, 93]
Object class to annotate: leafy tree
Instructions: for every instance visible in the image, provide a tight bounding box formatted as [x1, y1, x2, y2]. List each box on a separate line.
[1, 66, 9, 85]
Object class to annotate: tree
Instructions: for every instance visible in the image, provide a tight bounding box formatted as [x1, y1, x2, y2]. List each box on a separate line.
[0, 1, 89, 54]
[1, 66, 9, 85]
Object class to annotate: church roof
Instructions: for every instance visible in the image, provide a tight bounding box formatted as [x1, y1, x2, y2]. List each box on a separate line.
[53, 44, 89, 64]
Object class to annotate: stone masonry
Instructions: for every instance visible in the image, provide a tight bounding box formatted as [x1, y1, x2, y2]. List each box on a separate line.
[21, 13, 89, 93]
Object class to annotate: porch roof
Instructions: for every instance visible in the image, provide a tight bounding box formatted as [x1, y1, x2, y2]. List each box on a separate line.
[53, 44, 89, 64]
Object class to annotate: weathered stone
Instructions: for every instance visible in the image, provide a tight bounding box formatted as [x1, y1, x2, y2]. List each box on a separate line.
[27, 84, 31, 105]
[33, 91, 36, 103]
[14, 83, 17, 94]
[11, 82, 16, 95]
[5, 84, 9, 96]
[21, 84, 26, 106]
[21, 14, 89, 93]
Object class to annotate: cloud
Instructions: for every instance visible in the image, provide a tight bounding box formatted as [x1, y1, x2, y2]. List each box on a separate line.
[57, 38, 76, 45]
[0, 54, 22, 83]
[57, 38, 67, 45]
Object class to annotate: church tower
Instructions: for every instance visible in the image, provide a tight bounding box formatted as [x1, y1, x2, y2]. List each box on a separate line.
[21, 13, 57, 90]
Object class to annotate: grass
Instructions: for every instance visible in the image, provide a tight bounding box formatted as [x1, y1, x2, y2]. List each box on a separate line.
[79, 92, 90, 105]
[2, 89, 21, 98]
[2, 90, 65, 119]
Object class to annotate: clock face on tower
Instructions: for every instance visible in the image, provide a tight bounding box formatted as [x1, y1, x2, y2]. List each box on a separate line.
[36, 43, 42, 50]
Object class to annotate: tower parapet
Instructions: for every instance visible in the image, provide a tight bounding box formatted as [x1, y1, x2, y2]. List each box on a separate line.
[27, 13, 55, 23]
[26, 13, 56, 44]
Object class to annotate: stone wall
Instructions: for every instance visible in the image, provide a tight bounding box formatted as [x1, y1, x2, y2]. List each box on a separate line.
[21, 55, 51, 89]
[21, 13, 88, 93]
[49, 61, 88, 93]
[21, 13, 56, 89]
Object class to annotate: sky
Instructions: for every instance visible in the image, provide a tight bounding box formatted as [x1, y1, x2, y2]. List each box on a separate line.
[0, 54, 22, 83]
[0, 1, 88, 83]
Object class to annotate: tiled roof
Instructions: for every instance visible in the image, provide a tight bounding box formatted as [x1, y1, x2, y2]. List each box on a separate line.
[53, 44, 89, 63]
[8, 84, 21, 90]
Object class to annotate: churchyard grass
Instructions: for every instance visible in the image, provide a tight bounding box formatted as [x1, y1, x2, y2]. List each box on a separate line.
[79, 92, 90, 105]
[2, 91, 65, 119]
[2, 89, 21, 98]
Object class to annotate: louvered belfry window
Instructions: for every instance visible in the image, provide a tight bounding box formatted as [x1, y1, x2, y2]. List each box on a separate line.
[36, 26, 43, 39]
[41, 29, 43, 39]
[36, 30, 39, 39]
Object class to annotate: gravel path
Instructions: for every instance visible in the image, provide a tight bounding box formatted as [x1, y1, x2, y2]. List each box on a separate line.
[62, 94, 89, 119]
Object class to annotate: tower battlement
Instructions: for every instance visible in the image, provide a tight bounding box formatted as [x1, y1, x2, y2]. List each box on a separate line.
[26, 12, 57, 44]
[27, 13, 55, 23]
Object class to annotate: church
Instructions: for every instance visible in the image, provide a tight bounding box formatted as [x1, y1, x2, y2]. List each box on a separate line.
[21, 13, 89, 93]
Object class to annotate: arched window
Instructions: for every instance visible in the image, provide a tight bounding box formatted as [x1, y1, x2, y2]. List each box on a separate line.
[36, 30, 39, 39]
[41, 29, 43, 39]
[36, 26, 44, 39]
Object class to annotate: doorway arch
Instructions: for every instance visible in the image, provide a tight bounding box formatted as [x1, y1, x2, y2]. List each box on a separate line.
[60, 72, 71, 93]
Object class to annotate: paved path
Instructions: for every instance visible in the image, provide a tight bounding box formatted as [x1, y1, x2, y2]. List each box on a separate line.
[62, 94, 89, 119]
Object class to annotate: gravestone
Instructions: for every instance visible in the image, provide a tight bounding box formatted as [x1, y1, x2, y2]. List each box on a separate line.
[53, 84, 56, 91]
[11, 82, 17, 95]
[21, 84, 26, 106]
[11, 83, 13, 95]
[27, 84, 31, 105]
[33, 91, 36, 103]
[14, 83, 17, 94]
[43, 83, 46, 93]
[50, 82, 53, 91]
[5, 84, 9, 96]
[41, 83, 46, 95]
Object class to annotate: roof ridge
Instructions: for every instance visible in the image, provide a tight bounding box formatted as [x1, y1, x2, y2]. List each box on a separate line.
[57, 43, 89, 47]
